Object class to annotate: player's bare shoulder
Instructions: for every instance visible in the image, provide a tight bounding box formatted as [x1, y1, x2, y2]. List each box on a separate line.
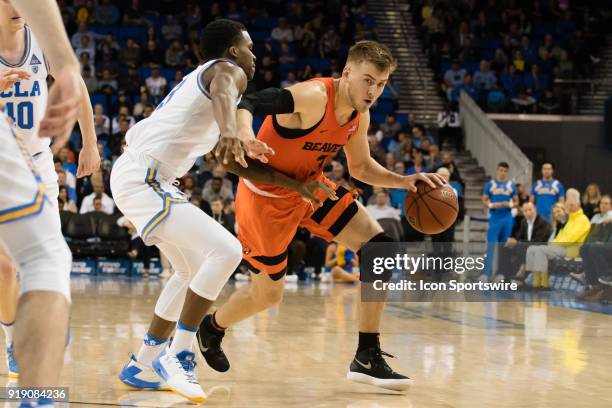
[201, 60, 248, 94]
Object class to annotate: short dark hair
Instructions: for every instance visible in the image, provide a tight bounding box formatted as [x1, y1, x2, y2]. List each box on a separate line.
[542, 161, 554, 169]
[200, 19, 247, 59]
[498, 162, 510, 169]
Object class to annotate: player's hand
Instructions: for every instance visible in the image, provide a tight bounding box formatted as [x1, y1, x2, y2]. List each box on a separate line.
[244, 138, 275, 163]
[403, 173, 446, 193]
[39, 67, 82, 144]
[77, 143, 101, 178]
[216, 135, 248, 168]
[0, 68, 30, 92]
[297, 180, 338, 206]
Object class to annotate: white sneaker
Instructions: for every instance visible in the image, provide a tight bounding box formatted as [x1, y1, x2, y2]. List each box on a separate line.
[119, 354, 167, 390]
[478, 274, 489, 283]
[320, 273, 332, 283]
[494, 274, 505, 283]
[152, 348, 206, 403]
[159, 268, 172, 278]
[285, 274, 298, 283]
[234, 272, 250, 281]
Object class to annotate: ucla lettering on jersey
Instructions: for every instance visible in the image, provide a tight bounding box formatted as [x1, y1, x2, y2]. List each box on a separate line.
[0, 25, 50, 155]
[126, 59, 242, 179]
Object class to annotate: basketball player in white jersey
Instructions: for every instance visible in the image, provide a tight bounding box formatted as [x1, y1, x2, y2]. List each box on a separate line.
[0, 0, 100, 379]
[111, 19, 270, 402]
[0, 0, 84, 405]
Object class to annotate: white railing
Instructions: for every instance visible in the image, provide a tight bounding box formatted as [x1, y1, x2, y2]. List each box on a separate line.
[459, 91, 533, 190]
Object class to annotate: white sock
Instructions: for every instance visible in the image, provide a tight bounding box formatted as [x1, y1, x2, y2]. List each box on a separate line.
[136, 332, 168, 367]
[1, 321, 14, 346]
[169, 322, 197, 355]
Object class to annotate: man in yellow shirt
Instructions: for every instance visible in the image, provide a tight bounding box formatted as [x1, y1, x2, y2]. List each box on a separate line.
[525, 188, 591, 289]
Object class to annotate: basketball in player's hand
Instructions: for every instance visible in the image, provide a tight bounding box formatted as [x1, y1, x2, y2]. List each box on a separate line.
[404, 181, 458, 234]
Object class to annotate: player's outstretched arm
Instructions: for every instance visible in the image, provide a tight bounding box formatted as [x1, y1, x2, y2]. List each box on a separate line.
[218, 151, 337, 206]
[207, 62, 249, 167]
[345, 112, 445, 192]
[75, 78, 100, 178]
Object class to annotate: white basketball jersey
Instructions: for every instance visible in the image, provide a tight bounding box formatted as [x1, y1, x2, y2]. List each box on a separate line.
[0, 25, 50, 155]
[126, 59, 241, 178]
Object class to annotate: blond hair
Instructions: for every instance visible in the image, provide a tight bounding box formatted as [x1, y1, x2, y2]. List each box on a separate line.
[346, 41, 397, 73]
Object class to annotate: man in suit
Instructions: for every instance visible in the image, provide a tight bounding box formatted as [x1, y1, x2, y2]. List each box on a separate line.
[499, 202, 552, 280]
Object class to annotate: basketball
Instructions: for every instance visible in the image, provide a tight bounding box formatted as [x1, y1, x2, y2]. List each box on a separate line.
[404, 181, 459, 234]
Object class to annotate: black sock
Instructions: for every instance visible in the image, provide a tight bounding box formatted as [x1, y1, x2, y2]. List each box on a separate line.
[357, 332, 380, 353]
[205, 312, 225, 335]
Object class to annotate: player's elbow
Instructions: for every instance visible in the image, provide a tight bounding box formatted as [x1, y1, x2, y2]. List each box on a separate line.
[348, 162, 367, 181]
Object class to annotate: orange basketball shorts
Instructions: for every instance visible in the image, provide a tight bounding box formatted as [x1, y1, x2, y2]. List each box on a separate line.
[235, 177, 358, 276]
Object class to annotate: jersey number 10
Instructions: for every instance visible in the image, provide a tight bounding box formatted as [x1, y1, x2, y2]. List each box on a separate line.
[4, 102, 34, 130]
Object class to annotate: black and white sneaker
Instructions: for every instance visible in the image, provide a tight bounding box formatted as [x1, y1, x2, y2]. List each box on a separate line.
[196, 315, 230, 372]
[347, 348, 413, 391]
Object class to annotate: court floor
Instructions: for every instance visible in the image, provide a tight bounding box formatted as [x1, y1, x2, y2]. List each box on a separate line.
[2, 276, 612, 407]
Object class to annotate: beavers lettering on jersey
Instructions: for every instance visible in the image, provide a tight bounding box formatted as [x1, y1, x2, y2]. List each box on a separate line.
[302, 141, 343, 153]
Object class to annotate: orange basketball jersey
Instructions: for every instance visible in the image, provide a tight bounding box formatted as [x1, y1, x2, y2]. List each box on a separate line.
[249, 77, 360, 196]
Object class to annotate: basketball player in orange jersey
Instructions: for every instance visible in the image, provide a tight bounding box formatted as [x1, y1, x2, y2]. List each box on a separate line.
[197, 41, 445, 391]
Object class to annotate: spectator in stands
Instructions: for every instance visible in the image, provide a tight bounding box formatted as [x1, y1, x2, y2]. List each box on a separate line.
[451, 72, 478, 104]
[56, 169, 77, 205]
[169, 70, 183, 90]
[82, 65, 97, 94]
[444, 61, 466, 101]
[162, 15, 183, 42]
[531, 162, 565, 222]
[210, 196, 236, 235]
[324, 243, 360, 283]
[58, 186, 77, 213]
[380, 113, 402, 140]
[558, 50, 575, 79]
[111, 106, 136, 135]
[524, 64, 548, 95]
[57, 147, 78, 178]
[75, 34, 95, 61]
[319, 26, 341, 59]
[98, 68, 118, 93]
[487, 81, 507, 112]
[511, 89, 536, 113]
[142, 40, 164, 66]
[202, 177, 234, 204]
[501, 64, 523, 99]
[582, 183, 602, 219]
[145, 66, 167, 102]
[502, 202, 552, 281]
[549, 202, 567, 240]
[297, 22, 317, 57]
[93, 104, 110, 135]
[474, 60, 497, 90]
[271, 17, 294, 43]
[132, 91, 151, 118]
[165, 40, 186, 68]
[281, 71, 298, 88]
[407, 149, 428, 175]
[119, 64, 143, 97]
[573, 195, 612, 300]
[525, 189, 590, 290]
[96, 0, 120, 25]
[538, 89, 561, 114]
[79, 51, 95, 77]
[119, 37, 141, 67]
[330, 161, 349, 188]
[71, 22, 99, 49]
[80, 180, 115, 215]
[411, 125, 433, 149]
[366, 190, 400, 221]
[426, 144, 442, 170]
[97, 33, 120, 63]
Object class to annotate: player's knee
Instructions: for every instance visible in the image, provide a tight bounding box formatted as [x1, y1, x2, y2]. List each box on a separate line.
[216, 236, 244, 269]
[0, 256, 15, 282]
[253, 281, 284, 308]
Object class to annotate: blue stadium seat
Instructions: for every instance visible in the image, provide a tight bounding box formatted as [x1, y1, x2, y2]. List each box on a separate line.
[90, 94, 107, 113]
[138, 67, 152, 80]
[88, 24, 119, 37]
[370, 112, 386, 124]
[118, 26, 147, 43]
[396, 113, 409, 128]
[161, 68, 177, 82]
[251, 17, 278, 29]
[250, 30, 270, 42]
[373, 99, 394, 114]
[480, 37, 502, 50]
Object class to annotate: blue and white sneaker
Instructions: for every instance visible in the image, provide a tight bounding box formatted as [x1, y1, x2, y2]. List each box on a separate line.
[7, 343, 18, 378]
[18, 397, 53, 407]
[119, 354, 166, 390]
[152, 348, 206, 403]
